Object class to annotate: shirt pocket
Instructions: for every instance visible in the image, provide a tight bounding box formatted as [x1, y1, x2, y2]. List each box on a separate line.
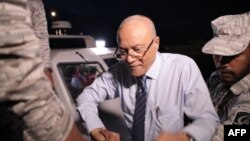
[150, 106, 182, 132]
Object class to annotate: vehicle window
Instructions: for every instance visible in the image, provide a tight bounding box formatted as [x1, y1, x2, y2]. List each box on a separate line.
[57, 62, 104, 103]
[49, 38, 86, 49]
[103, 58, 119, 67]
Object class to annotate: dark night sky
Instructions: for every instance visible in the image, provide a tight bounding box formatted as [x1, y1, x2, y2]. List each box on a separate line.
[43, 0, 249, 47]
[43, 0, 249, 79]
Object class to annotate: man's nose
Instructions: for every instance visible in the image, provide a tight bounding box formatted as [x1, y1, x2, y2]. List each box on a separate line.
[217, 56, 223, 66]
[126, 54, 136, 63]
[214, 55, 223, 66]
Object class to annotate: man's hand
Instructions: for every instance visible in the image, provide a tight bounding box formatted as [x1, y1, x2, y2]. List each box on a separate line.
[90, 128, 120, 141]
[90, 128, 106, 141]
[154, 132, 191, 141]
[100, 129, 120, 141]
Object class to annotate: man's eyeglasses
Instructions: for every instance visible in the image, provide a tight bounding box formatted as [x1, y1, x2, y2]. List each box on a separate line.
[113, 37, 156, 61]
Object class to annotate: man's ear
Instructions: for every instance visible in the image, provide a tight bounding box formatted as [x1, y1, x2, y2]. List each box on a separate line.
[154, 36, 160, 50]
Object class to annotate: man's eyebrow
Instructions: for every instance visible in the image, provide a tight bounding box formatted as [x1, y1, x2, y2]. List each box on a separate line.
[131, 43, 144, 49]
[119, 44, 143, 49]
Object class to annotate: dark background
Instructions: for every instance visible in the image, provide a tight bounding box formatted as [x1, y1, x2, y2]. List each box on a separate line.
[43, 0, 250, 79]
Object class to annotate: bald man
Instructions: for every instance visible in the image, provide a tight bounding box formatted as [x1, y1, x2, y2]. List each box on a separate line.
[77, 15, 219, 141]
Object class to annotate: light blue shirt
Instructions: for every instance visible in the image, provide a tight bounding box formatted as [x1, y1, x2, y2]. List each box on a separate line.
[77, 52, 219, 141]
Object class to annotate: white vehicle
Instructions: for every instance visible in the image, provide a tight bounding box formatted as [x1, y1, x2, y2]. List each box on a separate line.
[50, 34, 131, 140]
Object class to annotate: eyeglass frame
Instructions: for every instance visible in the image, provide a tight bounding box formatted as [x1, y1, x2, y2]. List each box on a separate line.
[113, 36, 157, 61]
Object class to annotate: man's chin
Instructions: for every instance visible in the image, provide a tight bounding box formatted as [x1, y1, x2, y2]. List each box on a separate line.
[219, 75, 235, 86]
[131, 72, 142, 77]
[131, 68, 144, 77]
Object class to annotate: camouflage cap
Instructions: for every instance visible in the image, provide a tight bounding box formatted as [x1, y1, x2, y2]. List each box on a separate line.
[202, 11, 250, 56]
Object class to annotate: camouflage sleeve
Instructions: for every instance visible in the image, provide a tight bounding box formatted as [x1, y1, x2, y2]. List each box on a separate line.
[212, 97, 250, 141]
[28, 0, 51, 68]
[0, 1, 73, 141]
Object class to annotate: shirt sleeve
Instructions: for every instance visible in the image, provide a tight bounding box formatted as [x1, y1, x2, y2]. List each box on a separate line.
[76, 70, 117, 133]
[29, 0, 51, 68]
[182, 59, 220, 141]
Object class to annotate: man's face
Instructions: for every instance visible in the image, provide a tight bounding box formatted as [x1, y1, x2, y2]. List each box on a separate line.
[213, 46, 250, 85]
[118, 35, 159, 77]
[117, 25, 159, 77]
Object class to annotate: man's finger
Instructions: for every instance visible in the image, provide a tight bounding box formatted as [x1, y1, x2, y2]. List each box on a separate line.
[100, 130, 120, 141]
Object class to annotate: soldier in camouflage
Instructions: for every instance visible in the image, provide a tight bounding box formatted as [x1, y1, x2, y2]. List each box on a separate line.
[0, 1, 119, 141]
[202, 11, 250, 141]
[0, 0, 74, 140]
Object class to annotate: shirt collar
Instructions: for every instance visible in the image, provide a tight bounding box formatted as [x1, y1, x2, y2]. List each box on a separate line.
[230, 73, 250, 95]
[145, 52, 161, 80]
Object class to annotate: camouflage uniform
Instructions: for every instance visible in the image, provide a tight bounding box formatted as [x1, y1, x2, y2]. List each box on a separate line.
[27, 0, 51, 69]
[0, 0, 73, 141]
[202, 11, 250, 141]
[207, 72, 250, 140]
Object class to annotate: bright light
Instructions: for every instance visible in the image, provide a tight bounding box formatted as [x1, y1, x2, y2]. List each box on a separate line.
[96, 40, 106, 48]
[51, 11, 56, 17]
